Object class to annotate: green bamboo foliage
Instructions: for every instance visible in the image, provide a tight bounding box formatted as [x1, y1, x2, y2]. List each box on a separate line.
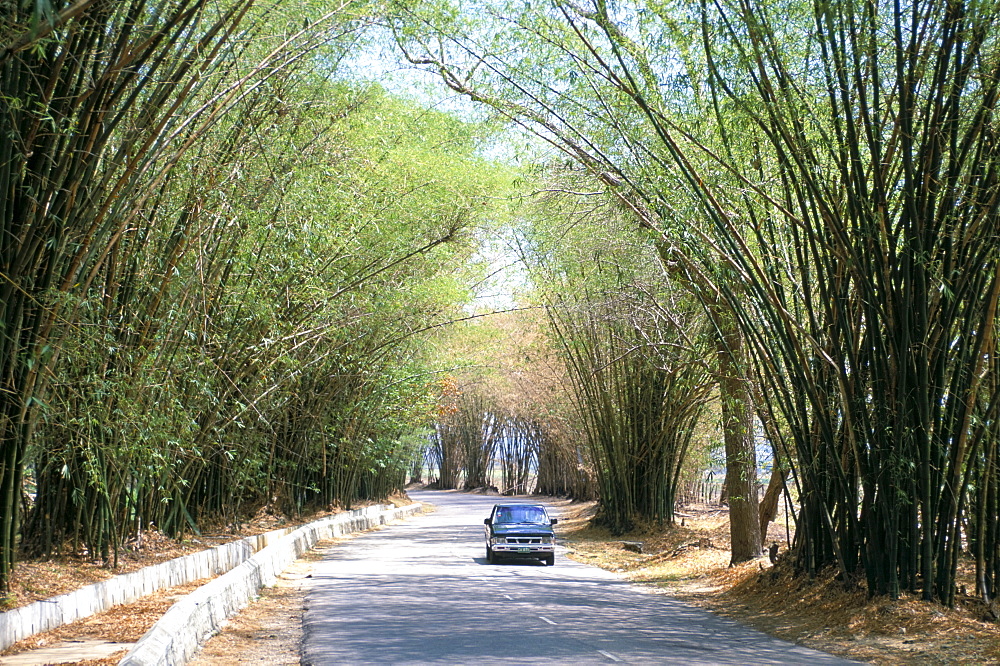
[684, 0, 1000, 604]
[20, 57, 318, 557]
[549, 290, 712, 533]
[21, 78, 492, 547]
[5, 0, 374, 566]
[2, 2, 500, 587]
[0, 0, 289, 591]
[391, 0, 1000, 605]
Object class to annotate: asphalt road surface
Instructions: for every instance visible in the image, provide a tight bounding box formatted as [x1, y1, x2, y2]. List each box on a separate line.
[302, 490, 858, 665]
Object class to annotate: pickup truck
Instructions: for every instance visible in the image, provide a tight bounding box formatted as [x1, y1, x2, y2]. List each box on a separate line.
[483, 502, 557, 566]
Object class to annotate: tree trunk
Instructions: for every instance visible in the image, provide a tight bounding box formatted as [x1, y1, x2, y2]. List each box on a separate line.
[716, 314, 761, 564]
[759, 463, 788, 544]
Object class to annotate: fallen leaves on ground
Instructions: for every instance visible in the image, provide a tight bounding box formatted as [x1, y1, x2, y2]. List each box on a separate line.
[2, 495, 417, 663]
[10, 493, 999, 665]
[1, 579, 207, 658]
[3, 494, 408, 612]
[557, 500, 1000, 665]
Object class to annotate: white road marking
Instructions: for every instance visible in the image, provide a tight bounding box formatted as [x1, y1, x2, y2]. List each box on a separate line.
[503, 595, 513, 600]
[597, 650, 622, 662]
[539, 616, 557, 625]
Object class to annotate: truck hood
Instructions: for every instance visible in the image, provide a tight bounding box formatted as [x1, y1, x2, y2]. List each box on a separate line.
[491, 523, 554, 537]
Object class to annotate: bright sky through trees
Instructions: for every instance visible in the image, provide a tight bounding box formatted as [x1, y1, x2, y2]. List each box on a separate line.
[340, 33, 537, 312]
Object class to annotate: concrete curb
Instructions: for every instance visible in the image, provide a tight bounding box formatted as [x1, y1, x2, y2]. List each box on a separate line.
[0, 525, 295, 651]
[118, 502, 422, 666]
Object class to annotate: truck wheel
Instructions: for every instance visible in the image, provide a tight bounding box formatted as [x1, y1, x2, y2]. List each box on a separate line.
[487, 546, 495, 564]
[544, 554, 555, 566]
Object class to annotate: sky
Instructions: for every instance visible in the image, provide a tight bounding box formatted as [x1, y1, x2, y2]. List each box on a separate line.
[339, 28, 534, 312]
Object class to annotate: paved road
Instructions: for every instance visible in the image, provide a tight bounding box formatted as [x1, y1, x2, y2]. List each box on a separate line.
[302, 490, 857, 665]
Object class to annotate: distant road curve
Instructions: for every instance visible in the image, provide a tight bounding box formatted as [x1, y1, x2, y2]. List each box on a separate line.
[302, 489, 858, 665]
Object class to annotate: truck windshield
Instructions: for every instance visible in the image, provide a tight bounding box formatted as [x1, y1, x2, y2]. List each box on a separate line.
[495, 506, 547, 524]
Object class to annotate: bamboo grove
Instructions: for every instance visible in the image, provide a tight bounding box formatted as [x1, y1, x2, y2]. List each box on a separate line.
[0, 1, 502, 592]
[427, 314, 597, 500]
[424, 183, 717, 535]
[519, 191, 715, 533]
[6, 0, 1000, 615]
[429, 388, 596, 498]
[390, 0, 1000, 606]
[691, 0, 1000, 606]
[430, 389, 545, 493]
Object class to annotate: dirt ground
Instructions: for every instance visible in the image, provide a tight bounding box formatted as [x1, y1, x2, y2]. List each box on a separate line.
[4, 495, 1000, 665]
[0, 578, 210, 665]
[1, 502, 313, 612]
[0, 499, 401, 664]
[556, 500, 1000, 665]
[186, 538, 337, 666]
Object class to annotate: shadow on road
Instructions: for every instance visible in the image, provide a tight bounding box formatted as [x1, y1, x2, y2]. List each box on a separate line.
[302, 490, 858, 665]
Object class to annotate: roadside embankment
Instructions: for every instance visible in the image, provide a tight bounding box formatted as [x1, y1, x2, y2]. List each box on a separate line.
[0, 502, 420, 665]
[119, 502, 420, 665]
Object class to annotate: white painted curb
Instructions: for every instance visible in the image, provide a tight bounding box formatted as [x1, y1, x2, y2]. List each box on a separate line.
[0, 525, 292, 651]
[118, 502, 422, 666]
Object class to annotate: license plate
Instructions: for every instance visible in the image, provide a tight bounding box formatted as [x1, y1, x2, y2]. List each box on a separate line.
[518, 547, 531, 553]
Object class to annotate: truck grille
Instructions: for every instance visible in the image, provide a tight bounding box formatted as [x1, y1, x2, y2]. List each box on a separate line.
[505, 537, 542, 544]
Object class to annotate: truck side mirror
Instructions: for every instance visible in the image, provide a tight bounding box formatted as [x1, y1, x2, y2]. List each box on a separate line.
[551, 518, 558, 525]
[484, 518, 492, 525]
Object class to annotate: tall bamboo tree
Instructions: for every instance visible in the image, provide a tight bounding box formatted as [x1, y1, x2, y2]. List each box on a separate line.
[389, 0, 765, 561]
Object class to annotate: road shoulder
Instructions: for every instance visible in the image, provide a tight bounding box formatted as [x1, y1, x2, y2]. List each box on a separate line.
[188, 540, 333, 665]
